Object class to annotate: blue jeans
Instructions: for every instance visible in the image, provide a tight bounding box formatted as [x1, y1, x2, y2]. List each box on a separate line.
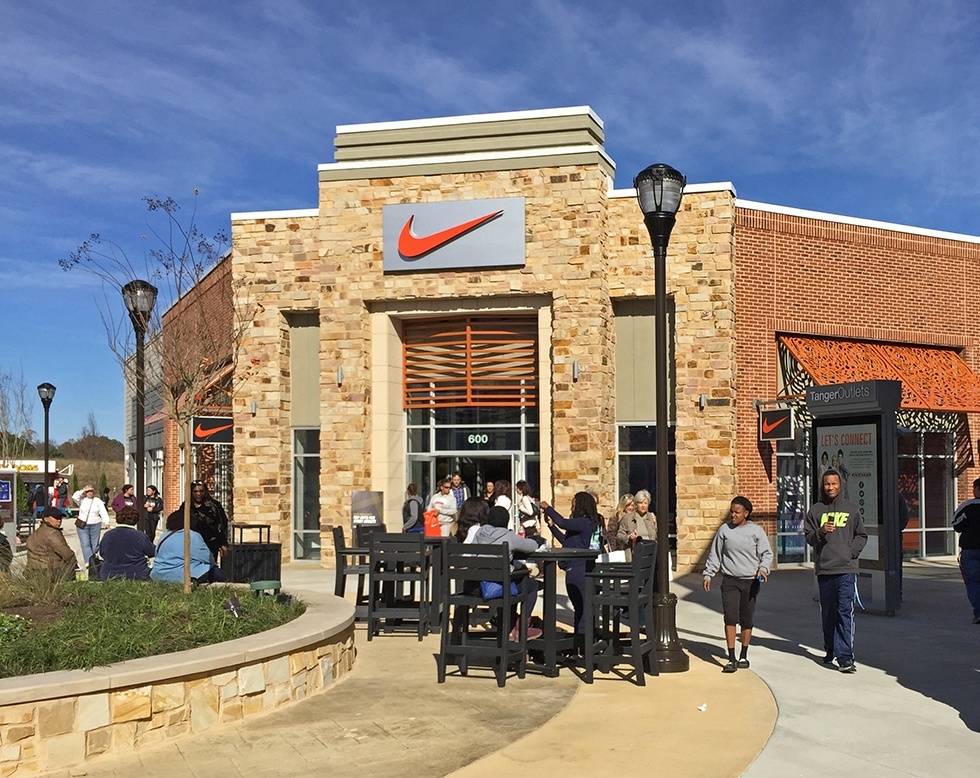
[960, 548, 980, 618]
[818, 573, 857, 664]
[78, 522, 102, 565]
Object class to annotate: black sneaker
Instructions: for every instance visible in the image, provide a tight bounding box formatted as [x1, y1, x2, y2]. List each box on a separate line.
[822, 653, 835, 665]
[838, 662, 857, 674]
[737, 658, 750, 669]
[722, 660, 737, 673]
[972, 615, 980, 624]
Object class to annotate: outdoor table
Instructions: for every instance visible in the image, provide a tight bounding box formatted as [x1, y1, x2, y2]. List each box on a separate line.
[526, 546, 600, 677]
[423, 535, 450, 633]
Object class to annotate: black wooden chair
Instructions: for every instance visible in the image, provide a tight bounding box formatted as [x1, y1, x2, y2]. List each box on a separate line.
[583, 539, 659, 685]
[366, 532, 430, 641]
[438, 543, 532, 688]
[332, 526, 370, 620]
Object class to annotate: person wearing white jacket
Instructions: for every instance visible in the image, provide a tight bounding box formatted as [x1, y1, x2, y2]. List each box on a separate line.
[72, 484, 110, 564]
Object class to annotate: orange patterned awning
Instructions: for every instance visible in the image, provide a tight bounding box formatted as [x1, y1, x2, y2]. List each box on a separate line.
[778, 335, 980, 413]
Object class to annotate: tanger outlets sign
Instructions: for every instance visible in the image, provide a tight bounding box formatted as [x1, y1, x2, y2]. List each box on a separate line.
[383, 197, 525, 272]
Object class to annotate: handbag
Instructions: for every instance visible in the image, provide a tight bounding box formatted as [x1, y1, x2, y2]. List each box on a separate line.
[87, 553, 103, 580]
[480, 580, 519, 600]
[75, 517, 87, 529]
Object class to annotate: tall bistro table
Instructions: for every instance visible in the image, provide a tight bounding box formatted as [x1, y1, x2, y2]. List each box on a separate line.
[525, 546, 600, 677]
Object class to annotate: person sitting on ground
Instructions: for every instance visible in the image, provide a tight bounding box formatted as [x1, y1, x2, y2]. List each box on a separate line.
[472, 505, 545, 641]
[97, 505, 156, 580]
[150, 510, 227, 584]
[617, 489, 658, 550]
[25, 507, 78, 579]
[456, 496, 489, 543]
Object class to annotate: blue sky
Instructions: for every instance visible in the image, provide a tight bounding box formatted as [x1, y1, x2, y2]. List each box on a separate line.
[2, 0, 979, 444]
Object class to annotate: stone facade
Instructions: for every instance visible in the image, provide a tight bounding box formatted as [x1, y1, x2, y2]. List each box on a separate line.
[230, 132, 737, 572]
[0, 607, 354, 776]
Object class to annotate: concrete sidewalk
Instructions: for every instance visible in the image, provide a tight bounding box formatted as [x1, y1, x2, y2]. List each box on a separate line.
[38, 557, 980, 777]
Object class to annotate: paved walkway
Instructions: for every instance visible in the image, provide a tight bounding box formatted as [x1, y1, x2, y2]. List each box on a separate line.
[30, 543, 980, 777]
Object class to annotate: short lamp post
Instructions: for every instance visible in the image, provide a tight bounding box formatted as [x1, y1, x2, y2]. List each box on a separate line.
[634, 163, 690, 673]
[122, 279, 158, 535]
[37, 382, 56, 508]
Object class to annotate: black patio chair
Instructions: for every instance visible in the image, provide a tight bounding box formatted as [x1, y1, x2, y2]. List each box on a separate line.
[366, 532, 430, 641]
[438, 542, 532, 688]
[332, 525, 370, 620]
[583, 539, 659, 685]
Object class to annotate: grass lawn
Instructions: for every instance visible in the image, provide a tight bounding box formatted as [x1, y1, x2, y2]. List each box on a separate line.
[0, 574, 305, 678]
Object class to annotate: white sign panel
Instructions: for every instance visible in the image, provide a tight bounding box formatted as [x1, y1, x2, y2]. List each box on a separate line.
[383, 197, 525, 272]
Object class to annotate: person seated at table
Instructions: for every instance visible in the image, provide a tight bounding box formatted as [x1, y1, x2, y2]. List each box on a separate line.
[472, 506, 546, 641]
[97, 505, 155, 580]
[150, 510, 227, 584]
[26, 507, 78, 580]
[540, 491, 604, 634]
[456, 496, 489, 543]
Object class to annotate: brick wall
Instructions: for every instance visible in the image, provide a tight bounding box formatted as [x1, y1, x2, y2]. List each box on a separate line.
[734, 207, 980, 530]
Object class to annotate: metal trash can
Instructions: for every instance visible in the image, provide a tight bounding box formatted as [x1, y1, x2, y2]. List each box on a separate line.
[222, 523, 282, 583]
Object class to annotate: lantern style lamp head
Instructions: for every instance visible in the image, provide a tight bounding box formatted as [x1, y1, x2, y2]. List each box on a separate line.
[121, 279, 158, 334]
[634, 163, 686, 255]
[37, 382, 56, 409]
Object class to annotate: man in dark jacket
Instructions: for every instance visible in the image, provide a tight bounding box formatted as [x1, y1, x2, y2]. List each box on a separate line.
[952, 477, 980, 624]
[804, 469, 867, 673]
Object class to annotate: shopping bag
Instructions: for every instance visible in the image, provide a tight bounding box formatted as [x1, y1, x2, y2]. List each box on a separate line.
[423, 509, 441, 537]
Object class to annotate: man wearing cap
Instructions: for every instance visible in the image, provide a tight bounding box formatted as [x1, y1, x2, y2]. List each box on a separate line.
[72, 484, 111, 565]
[26, 508, 78, 578]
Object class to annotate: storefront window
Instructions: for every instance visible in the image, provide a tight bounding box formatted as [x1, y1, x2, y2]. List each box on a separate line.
[775, 429, 809, 563]
[899, 430, 954, 557]
[292, 428, 320, 560]
[616, 423, 676, 560]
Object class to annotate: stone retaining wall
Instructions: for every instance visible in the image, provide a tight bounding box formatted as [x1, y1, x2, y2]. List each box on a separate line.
[0, 592, 354, 776]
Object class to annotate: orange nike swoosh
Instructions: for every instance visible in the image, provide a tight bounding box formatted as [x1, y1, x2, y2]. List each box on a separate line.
[397, 210, 503, 259]
[761, 416, 788, 434]
[195, 422, 233, 439]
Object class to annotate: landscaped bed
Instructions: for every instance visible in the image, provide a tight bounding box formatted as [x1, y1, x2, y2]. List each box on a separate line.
[0, 573, 305, 678]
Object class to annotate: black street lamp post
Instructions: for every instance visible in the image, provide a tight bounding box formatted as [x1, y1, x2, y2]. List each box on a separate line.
[122, 280, 158, 535]
[37, 382, 56, 512]
[634, 163, 690, 673]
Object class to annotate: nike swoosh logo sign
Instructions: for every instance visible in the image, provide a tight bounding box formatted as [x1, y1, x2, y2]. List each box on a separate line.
[398, 210, 503, 259]
[195, 422, 233, 439]
[761, 416, 789, 434]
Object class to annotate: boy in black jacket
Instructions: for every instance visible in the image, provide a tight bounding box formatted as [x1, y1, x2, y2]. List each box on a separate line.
[804, 469, 867, 673]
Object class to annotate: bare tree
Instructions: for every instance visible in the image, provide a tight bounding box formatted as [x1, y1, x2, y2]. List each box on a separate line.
[61, 192, 257, 592]
[81, 411, 99, 439]
[0, 368, 35, 467]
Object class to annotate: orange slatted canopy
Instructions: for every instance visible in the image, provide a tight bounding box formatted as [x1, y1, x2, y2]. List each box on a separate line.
[779, 335, 980, 413]
[403, 316, 537, 408]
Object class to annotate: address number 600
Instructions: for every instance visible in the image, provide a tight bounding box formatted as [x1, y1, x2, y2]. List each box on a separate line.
[467, 434, 489, 445]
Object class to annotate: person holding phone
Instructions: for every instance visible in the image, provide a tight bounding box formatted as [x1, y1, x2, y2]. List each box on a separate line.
[703, 496, 772, 673]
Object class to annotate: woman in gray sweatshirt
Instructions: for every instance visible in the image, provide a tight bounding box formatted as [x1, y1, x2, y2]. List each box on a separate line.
[703, 496, 773, 673]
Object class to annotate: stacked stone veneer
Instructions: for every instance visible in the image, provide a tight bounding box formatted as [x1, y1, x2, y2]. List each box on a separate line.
[231, 153, 736, 572]
[0, 597, 354, 775]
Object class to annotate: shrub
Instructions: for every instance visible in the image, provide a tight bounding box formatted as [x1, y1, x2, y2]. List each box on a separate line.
[0, 578, 305, 677]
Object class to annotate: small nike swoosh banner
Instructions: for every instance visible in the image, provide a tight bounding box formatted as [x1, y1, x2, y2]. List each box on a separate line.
[383, 197, 525, 272]
[759, 408, 795, 442]
[192, 416, 234, 445]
